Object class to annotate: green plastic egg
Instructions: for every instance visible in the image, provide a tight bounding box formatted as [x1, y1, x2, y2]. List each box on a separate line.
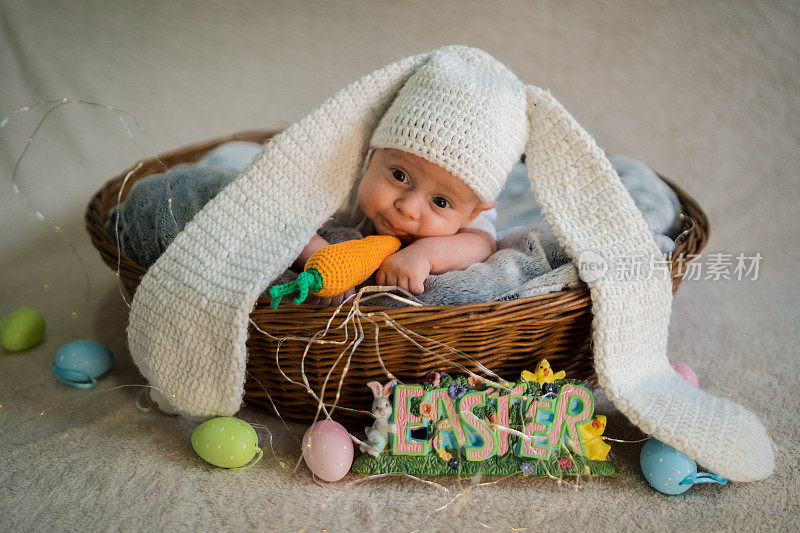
[1, 308, 46, 352]
[191, 416, 262, 469]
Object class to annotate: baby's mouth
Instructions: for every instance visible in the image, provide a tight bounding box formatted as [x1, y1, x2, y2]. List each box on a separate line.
[381, 216, 409, 236]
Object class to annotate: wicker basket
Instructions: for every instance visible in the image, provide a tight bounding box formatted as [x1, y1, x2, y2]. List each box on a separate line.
[86, 130, 709, 428]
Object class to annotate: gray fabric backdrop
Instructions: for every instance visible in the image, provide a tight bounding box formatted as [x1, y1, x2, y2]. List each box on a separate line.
[1, 1, 798, 531]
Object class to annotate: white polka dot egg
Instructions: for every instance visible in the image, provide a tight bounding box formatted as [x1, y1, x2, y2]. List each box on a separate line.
[192, 417, 262, 469]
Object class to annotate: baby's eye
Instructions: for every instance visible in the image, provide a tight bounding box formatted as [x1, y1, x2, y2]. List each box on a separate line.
[391, 169, 407, 183]
[432, 196, 450, 209]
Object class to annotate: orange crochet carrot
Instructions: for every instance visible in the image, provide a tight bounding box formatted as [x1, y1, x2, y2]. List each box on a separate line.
[269, 235, 401, 309]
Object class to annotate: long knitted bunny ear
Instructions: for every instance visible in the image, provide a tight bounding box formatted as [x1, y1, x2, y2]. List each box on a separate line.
[127, 52, 430, 420]
[523, 85, 774, 482]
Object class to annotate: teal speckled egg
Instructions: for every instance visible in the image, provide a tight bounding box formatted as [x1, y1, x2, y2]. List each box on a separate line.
[640, 438, 697, 495]
[640, 438, 728, 495]
[192, 417, 262, 469]
[1, 307, 45, 352]
[53, 340, 113, 388]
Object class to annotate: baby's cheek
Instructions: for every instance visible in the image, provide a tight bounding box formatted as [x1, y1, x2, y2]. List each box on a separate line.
[425, 215, 467, 238]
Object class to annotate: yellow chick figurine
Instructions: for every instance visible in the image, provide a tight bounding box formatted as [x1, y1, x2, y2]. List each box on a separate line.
[579, 415, 612, 461]
[521, 359, 566, 384]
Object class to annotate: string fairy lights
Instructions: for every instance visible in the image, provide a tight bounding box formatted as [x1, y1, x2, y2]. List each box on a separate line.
[2, 286, 762, 531]
[2, 96, 765, 530]
[247, 283, 614, 501]
[0, 97, 185, 313]
[0, 97, 182, 320]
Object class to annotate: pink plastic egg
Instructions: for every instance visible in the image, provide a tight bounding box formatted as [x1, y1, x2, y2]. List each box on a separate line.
[302, 420, 354, 482]
[670, 361, 699, 388]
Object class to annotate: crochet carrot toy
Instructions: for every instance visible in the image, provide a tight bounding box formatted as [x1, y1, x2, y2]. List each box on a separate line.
[269, 235, 401, 309]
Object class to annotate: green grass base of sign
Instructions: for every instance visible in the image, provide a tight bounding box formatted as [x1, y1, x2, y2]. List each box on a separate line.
[352, 448, 618, 477]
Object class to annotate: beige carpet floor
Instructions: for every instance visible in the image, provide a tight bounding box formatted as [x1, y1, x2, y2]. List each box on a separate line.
[1, 1, 798, 531]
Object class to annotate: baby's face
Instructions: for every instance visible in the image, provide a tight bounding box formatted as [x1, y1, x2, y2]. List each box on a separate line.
[358, 148, 492, 242]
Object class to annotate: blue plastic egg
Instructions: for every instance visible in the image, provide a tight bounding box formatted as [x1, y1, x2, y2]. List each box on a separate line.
[53, 340, 113, 388]
[640, 438, 728, 495]
[640, 438, 698, 495]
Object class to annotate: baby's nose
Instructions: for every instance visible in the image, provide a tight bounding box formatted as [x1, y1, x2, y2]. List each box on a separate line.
[395, 195, 422, 219]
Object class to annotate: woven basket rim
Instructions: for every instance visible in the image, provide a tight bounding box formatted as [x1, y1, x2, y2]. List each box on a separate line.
[85, 129, 709, 313]
[84, 129, 710, 426]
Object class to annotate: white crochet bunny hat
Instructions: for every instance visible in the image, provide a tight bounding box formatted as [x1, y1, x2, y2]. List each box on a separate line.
[368, 50, 528, 202]
[127, 45, 774, 482]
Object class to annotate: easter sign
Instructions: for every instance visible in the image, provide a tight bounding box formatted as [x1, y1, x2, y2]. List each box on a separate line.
[352, 360, 617, 477]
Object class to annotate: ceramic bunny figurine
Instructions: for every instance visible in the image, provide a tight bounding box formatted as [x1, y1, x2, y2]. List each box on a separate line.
[360, 380, 397, 457]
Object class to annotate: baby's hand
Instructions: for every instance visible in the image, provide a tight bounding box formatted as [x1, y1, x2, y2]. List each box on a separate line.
[375, 246, 432, 295]
[305, 287, 357, 307]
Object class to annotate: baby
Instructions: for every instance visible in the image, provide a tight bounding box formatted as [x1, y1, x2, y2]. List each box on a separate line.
[283, 47, 528, 306]
[293, 147, 498, 305]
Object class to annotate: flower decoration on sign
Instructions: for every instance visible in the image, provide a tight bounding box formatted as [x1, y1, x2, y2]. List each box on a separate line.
[424, 371, 441, 387]
[467, 376, 483, 390]
[542, 382, 559, 399]
[447, 384, 467, 401]
[420, 401, 435, 419]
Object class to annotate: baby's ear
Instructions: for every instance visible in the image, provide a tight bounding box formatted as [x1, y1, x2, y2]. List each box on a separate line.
[468, 201, 495, 223]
